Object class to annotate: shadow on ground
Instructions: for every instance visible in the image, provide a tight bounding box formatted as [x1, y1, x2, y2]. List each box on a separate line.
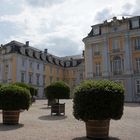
[124, 103, 140, 107]
[0, 123, 24, 131]
[38, 115, 67, 121]
[72, 136, 121, 140]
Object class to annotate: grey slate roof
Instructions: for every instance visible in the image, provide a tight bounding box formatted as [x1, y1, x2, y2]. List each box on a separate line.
[1, 40, 84, 68]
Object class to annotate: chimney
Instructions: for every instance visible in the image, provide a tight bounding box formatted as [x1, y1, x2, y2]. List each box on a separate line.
[44, 49, 48, 53]
[113, 16, 117, 21]
[26, 41, 29, 47]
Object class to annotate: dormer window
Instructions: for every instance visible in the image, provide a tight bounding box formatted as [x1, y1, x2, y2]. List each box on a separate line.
[93, 26, 100, 35]
[66, 61, 70, 67]
[131, 19, 139, 29]
[72, 61, 77, 66]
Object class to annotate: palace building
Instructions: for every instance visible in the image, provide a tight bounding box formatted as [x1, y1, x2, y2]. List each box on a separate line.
[83, 16, 140, 102]
[0, 40, 84, 98]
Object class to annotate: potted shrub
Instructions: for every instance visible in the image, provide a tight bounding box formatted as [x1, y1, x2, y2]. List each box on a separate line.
[45, 81, 70, 115]
[0, 84, 31, 125]
[44, 87, 57, 106]
[73, 80, 124, 139]
[13, 82, 38, 103]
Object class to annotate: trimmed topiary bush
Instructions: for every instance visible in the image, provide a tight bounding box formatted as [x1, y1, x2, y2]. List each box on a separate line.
[73, 80, 124, 121]
[13, 82, 38, 97]
[0, 84, 31, 110]
[45, 81, 70, 116]
[45, 81, 70, 102]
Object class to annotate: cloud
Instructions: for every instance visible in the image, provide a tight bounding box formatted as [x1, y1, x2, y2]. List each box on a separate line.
[26, 0, 65, 7]
[132, 0, 140, 15]
[0, 21, 22, 41]
[94, 7, 113, 22]
[35, 37, 81, 57]
[0, 0, 140, 57]
[121, 3, 134, 16]
[0, 0, 24, 16]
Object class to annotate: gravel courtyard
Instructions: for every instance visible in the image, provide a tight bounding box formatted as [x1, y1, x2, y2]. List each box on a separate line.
[0, 99, 140, 140]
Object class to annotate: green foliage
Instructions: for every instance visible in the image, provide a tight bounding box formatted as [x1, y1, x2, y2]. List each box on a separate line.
[0, 84, 31, 110]
[44, 81, 70, 99]
[13, 82, 38, 97]
[73, 80, 124, 121]
[29, 85, 38, 96]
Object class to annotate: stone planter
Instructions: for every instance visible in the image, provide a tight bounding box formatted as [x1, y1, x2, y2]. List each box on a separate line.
[2, 110, 20, 125]
[51, 103, 65, 116]
[85, 120, 110, 139]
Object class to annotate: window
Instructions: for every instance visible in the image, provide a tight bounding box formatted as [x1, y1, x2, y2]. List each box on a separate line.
[136, 80, 140, 94]
[50, 76, 52, 83]
[43, 65, 45, 71]
[66, 61, 70, 67]
[22, 59, 25, 67]
[37, 63, 39, 70]
[56, 68, 59, 76]
[112, 56, 122, 75]
[36, 74, 40, 85]
[43, 75, 46, 86]
[136, 58, 140, 72]
[131, 19, 139, 29]
[93, 26, 100, 35]
[5, 64, 8, 72]
[134, 38, 140, 50]
[30, 61, 32, 68]
[94, 45, 100, 55]
[50, 65, 52, 75]
[112, 39, 120, 52]
[80, 73, 83, 80]
[95, 62, 101, 76]
[21, 72, 25, 82]
[4, 72, 8, 82]
[73, 70, 76, 76]
[29, 73, 33, 84]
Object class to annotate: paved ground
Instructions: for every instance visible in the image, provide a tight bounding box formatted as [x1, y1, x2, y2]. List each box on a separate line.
[0, 100, 140, 140]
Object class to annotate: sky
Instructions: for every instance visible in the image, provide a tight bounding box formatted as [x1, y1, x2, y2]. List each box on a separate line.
[0, 0, 139, 57]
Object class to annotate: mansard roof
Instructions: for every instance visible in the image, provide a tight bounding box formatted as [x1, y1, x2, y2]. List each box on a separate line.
[84, 16, 140, 39]
[1, 40, 84, 68]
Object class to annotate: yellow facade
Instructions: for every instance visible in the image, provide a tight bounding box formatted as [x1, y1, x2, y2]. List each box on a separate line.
[83, 16, 140, 102]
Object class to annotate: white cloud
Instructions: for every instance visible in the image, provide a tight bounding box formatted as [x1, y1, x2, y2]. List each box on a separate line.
[0, 0, 139, 56]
